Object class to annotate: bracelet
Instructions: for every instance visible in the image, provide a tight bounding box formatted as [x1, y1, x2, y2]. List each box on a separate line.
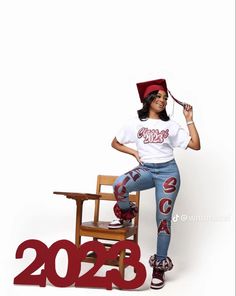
[186, 120, 194, 125]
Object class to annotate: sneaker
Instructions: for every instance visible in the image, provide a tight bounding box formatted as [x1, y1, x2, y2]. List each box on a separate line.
[108, 219, 132, 229]
[150, 267, 165, 289]
[113, 202, 138, 220]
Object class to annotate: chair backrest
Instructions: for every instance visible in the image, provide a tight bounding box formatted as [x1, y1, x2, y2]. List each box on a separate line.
[94, 175, 140, 226]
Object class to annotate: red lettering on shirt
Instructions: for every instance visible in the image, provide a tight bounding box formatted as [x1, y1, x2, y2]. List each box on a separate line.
[137, 127, 169, 143]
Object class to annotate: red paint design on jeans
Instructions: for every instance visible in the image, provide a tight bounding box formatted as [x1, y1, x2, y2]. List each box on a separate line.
[159, 198, 172, 214]
[158, 220, 170, 235]
[114, 176, 130, 202]
[137, 127, 169, 144]
[163, 177, 177, 193]
[115, 167, 150, 202]
[125, 167, 149, 182]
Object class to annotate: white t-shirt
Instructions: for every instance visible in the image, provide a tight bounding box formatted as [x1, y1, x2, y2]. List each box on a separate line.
[115, 115, 191, 163]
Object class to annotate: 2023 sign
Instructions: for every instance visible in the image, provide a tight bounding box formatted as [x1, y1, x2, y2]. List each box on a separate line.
[14, 239, 146, 290]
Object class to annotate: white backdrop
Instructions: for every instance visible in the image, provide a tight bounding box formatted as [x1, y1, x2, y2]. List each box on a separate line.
[0, 0, 235, 295]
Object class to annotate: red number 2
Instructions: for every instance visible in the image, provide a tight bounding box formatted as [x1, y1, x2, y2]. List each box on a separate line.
[75, 240, 111, 289]
[13, 239, 48, 287]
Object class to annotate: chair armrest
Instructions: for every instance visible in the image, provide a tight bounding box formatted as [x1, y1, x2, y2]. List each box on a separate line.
[53, 191, 101, 201]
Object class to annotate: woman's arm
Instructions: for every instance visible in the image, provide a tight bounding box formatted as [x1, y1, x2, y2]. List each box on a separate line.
[183, 104, 201, 150]
[111, 137, 142, 164]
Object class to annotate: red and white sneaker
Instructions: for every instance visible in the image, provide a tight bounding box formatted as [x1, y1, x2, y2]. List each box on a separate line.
[108, 219, 132, 229]
[149, 254, 174, 289]
[150, 268, 165, 289]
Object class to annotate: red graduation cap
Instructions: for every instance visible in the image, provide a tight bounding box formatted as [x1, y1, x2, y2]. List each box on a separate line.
[136, 78, 185, 106]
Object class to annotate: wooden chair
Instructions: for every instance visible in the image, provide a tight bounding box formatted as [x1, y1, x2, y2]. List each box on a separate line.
[53, 174, 140, 279]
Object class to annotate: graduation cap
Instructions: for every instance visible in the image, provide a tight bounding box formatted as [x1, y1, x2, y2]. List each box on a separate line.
[136, 78, 186, 107]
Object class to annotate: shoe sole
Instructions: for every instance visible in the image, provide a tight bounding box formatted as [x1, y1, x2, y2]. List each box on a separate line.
[108, 225, 125, 229]
[108, 223, 132, 229]
[150, 283, 165, 289]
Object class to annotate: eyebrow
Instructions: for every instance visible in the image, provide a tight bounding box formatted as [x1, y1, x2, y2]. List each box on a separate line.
[157, 94, 168, 98]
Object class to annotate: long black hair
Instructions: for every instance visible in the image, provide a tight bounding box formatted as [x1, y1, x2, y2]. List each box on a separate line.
[137, 90, 170, 121]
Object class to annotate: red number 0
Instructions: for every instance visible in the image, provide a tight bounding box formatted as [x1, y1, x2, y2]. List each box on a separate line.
[45, 240, 79, 287]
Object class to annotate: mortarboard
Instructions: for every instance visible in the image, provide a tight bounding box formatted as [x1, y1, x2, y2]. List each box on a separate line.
[136, 78, 186, 107]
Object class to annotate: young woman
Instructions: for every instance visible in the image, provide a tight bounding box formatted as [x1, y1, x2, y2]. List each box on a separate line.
[108, 78, 201, 289]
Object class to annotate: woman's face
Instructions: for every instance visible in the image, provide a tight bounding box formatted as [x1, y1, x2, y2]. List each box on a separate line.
[149, 90, 168, 113]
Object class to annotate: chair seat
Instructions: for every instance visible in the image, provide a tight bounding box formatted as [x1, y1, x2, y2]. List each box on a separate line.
[80, 221, 137, 239]
[82, 249, 132, 266]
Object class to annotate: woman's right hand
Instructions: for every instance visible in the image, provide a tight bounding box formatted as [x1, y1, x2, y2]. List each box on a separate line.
[133, 150, 143, 165]
[111, 138, 144, 165]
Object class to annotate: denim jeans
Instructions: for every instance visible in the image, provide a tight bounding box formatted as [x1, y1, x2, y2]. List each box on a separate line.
[113, 159, 180, 260]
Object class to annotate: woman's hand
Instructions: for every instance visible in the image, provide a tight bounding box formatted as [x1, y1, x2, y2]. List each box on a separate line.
[111, 138, 145, 163]
[133, 150, 143, 165]
[183, 103, 193, 121]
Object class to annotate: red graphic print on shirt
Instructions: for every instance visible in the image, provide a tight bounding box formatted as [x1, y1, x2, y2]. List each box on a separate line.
[137, 127, 169, 143]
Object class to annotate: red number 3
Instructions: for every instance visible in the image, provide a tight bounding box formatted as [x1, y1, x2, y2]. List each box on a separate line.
[14, 239, 146, 290]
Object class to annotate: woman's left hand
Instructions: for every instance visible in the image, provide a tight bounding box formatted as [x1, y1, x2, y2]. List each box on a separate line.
[183, 103, 193, 121]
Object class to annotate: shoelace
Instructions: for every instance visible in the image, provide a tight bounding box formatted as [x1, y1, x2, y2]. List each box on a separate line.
[153, 267, 164, 279]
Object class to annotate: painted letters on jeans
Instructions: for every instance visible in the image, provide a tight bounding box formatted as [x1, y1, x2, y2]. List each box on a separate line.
[159, 198, 172, 215]
[114, 167, 150, 202]
[125, 167, 149, 182]
[158, 219, 170, 235]
[163, 177, 177, 193]
[113, 176, 130, 202]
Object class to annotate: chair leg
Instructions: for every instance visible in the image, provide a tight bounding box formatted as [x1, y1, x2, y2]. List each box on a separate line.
[75, 200, 83, 247]
[119, 249, 125, 280]
[133, 232, 138, 244]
